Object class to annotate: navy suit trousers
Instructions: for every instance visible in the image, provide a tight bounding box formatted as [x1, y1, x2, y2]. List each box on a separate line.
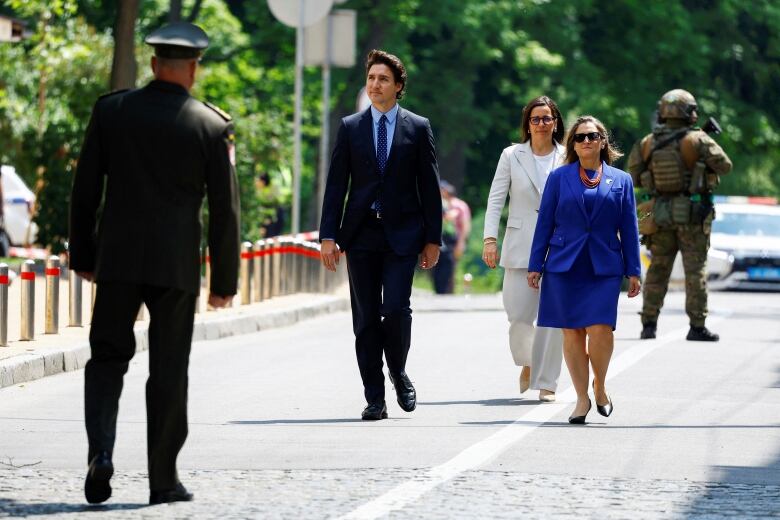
[346, 216, 417, 404]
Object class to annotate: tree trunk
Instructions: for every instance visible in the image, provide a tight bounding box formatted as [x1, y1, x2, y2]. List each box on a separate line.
[110, 0, 140, 91]
[168, 0, 183, 22]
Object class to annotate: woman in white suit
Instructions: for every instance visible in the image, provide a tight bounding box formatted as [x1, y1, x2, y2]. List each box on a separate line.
[483, 96, 566, 402]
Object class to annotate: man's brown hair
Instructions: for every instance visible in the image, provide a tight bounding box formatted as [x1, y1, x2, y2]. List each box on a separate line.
[365, 49, 407, 100]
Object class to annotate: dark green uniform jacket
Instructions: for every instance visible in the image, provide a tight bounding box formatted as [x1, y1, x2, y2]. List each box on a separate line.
[69, 80, 240, 296]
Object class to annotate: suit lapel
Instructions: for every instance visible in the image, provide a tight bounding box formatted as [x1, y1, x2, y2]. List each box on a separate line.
[358, 108, 378, 173]
[589, 162, 612, 222]
[562, 162, 589, 221]
[513, 143, 542, 194]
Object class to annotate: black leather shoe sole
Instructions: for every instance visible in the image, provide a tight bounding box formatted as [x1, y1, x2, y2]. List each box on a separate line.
[361, 403, 388, 420]
[85, 458, 114, 504]
[150, 485, 194, 505]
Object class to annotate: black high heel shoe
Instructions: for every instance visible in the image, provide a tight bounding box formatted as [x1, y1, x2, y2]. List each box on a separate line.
[592, 381, 613, 417]
[568, 398, 591, 424]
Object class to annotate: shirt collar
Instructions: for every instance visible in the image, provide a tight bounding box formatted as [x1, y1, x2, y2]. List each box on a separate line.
[371, 103, 399, 125]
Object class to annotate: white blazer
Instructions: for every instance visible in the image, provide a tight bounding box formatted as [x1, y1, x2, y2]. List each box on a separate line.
[483, 141, 567, 268]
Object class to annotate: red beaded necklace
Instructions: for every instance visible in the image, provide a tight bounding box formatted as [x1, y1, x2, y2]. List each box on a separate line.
[579, 162, 603, 188]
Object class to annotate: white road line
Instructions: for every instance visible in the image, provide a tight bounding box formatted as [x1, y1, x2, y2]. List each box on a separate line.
[339, 315, 727, 520]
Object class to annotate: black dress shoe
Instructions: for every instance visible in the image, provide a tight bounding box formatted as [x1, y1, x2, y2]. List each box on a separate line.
[596, 396, 613, 417]
[568, 399, 591, 424]
[640, 322, 657, 339]
[686, 326, 719, 342]
[150, 483, 194, 505]
[85, 450, 113, 504]
[389, 372, 416, 412]
[592, 380, 613, 417]
[361, 402, 388, 421]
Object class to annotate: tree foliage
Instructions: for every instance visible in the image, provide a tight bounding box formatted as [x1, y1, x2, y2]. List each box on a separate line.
[1, 0, 779, 270]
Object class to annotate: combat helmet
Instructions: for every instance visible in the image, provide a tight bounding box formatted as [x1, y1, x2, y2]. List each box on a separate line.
[657, 89, 697, 123]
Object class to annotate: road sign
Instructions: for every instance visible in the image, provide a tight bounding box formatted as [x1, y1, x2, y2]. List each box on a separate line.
[304, 10, 356, 67]
[267, 0, 333, 28]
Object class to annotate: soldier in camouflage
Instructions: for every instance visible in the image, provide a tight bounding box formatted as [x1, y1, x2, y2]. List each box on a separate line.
[627, 89, 732, 341]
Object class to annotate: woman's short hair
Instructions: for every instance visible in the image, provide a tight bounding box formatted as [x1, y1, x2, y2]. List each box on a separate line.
[365, 49, 407, 100]
[520, 96, 565, 144]
[564, 115, 623, 165]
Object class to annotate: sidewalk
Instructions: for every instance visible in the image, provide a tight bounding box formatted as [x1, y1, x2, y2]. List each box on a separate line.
[0, 272, 349, 389]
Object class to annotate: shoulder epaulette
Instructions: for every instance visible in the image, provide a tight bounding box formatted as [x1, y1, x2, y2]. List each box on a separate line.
[203, 101, 232, 122]
[98, 88, 130, 100]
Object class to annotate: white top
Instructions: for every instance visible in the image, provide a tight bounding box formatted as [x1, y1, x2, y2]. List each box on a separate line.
[533, 149, 557, 182]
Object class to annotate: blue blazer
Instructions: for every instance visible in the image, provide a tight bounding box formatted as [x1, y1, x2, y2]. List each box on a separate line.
[528, 161, 641, 277]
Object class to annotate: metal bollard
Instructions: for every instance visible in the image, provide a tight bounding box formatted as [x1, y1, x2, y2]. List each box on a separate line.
[0, 263, 8, 346]
[262, 239, 272, 301]
[45, 256, 60, 334]
[279, 237, 290, 295]
[20, 260, 35, 341]
[240, 241, 252, 305]
[252, 240, 266, 302]
[305, 241, 316, 293]
[69, 268, 83, 327]
[271, 238, 282, 297]
[289, 238, 299, 294]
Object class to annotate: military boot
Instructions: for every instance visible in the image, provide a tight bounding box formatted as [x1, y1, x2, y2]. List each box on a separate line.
[640, 322, 657, 339]
[686, 326, 719, 342]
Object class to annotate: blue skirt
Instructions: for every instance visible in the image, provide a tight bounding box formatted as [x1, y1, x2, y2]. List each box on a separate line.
[537, 247, 622, 330]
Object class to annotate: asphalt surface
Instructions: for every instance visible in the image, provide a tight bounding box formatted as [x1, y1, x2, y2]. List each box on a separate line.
[0, 290, 778, 519]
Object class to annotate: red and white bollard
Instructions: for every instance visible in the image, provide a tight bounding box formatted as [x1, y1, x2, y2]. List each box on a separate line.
[0, 263, 8, 346]
[45, 256, 60, 334]
[20, 260, 35, 341]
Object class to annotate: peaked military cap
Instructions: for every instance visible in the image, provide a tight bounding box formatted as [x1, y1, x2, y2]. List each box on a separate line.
[145, 22, 209, 59]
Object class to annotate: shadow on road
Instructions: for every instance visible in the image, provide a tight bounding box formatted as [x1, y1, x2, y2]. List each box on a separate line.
[682, 450, 780, 517]
[418, 398, 539, 407]
[458, 421, 780, 430]
[227, 418, 410, 425]
[0, 499, 148, 516]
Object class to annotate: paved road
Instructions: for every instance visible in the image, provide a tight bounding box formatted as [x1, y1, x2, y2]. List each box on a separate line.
[0, 291, 779, 518]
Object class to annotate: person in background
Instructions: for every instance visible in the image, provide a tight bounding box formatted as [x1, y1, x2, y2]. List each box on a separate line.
[483, 95, 566, 402]
[527, 115, 641, 424]
[440, 180, 471, 261]
[432, 195, 459, 293]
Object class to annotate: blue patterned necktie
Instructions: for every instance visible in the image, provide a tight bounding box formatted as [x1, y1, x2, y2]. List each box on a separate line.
[375, 114, 388, 216]
[377, 114, 388, 173]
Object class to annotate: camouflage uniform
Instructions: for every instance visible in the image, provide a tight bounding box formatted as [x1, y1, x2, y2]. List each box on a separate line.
[627, 90, 732, 338]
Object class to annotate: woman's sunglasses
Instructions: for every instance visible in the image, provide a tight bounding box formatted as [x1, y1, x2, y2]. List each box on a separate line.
[573, 132, 602, 143]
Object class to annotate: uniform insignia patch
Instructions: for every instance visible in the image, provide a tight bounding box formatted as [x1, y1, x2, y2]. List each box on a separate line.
[606, 178, 613, 185]
[204, 101, 232, 121]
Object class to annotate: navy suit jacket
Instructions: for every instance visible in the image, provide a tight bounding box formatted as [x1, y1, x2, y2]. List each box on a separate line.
[319, 106, 442, 255]
[528, 161, 641, 277]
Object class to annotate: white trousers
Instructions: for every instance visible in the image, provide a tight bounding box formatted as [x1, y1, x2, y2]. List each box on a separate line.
[502, 268, 563, 391]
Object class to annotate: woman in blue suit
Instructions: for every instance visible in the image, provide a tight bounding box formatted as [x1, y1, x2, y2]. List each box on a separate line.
[527, 115, 641, 424]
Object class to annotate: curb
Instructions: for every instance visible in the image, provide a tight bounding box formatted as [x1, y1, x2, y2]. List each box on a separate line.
[0, 295, 350, 389]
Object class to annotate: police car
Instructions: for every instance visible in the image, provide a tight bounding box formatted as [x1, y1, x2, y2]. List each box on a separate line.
[640, 196, 780, 291]
[1, 164, 38, 255]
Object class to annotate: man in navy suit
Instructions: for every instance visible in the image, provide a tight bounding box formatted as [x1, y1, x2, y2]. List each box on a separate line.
[319, 50, 442, 420]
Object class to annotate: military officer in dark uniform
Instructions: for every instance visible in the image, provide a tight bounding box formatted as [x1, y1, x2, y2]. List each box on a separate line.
[69, 22, 240, 505]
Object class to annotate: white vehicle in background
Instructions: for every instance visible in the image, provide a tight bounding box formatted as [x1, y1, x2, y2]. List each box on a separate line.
[1, 164, 38, 255]
[707, 197, 780, 290]
[640, 196, 780, 291]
